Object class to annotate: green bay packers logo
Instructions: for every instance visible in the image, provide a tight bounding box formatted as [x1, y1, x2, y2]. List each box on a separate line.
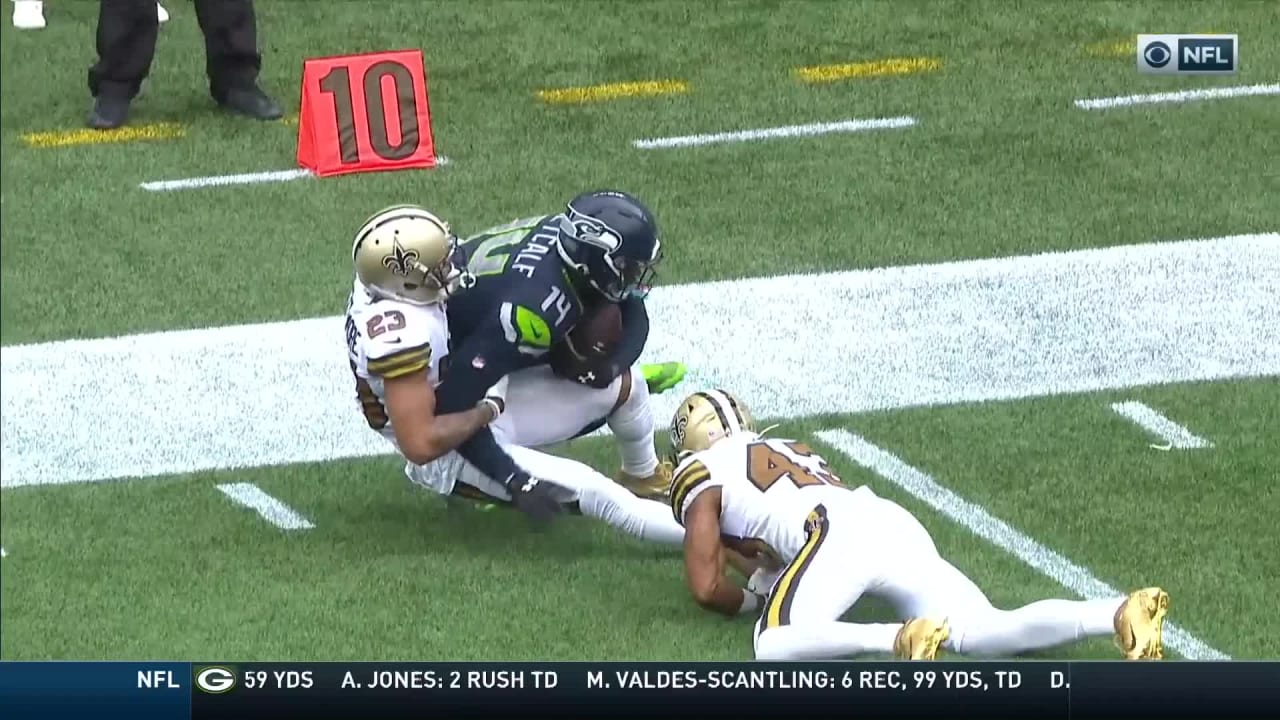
[382, 239, 419, 277]
[194, 666, 237, 694]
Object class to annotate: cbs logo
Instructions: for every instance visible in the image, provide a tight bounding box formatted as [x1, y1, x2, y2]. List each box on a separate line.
[1142, 40, 1172, 68]
[194, 666, 237, 694]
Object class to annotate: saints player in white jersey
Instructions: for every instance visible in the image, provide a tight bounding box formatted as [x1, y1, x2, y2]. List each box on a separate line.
[667, 390, 1170, 661]
[344, 204, 683, 544]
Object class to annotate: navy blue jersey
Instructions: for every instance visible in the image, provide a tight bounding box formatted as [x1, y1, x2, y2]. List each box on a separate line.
[447, 215, 596, 365]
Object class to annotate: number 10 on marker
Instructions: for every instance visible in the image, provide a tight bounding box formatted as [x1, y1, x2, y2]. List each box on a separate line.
[296, 49, 439, 177]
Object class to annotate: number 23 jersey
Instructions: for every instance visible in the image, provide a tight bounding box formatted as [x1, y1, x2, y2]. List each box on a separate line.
[669, 433, 852, 564]
[344, 278, 451, 443]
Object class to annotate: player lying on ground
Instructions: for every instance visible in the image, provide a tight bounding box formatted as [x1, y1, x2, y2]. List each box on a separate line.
[344, 204, 683, 545]
[666, 390, 1170, 661]
[432, 190, 686, 522]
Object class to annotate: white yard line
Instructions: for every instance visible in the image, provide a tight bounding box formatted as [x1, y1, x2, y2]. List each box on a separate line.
[139, 156, 451, 192]
[216, 482, 315, 530]
[632, 116, 917, 149]
[1074, 83, 1280, 110]
[2, 233, 1278, 487]
[815, 428, 1230, 660]
[1110, 401, 1214, 449]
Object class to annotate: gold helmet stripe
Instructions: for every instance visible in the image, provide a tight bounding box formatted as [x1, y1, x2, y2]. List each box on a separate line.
[669, 458, 711, 524]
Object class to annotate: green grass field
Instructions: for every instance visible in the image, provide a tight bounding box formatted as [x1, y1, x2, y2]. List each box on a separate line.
[2, 1, 1277, 661]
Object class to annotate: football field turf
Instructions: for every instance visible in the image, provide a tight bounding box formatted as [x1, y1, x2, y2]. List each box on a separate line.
[1, 1, 1277, 661]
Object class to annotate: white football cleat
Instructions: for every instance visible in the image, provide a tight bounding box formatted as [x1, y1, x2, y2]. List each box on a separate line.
[13, 0, 45, 30]
[157, 2, 168, 23]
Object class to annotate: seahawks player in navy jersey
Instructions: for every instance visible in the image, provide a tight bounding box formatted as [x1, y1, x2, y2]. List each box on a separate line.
[434, 191, 686, 520]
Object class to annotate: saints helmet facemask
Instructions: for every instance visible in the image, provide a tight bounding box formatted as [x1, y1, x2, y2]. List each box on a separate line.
[352, 204, 475, 306]
[668, 390, 756, 463]
[555, 190, 662, 302]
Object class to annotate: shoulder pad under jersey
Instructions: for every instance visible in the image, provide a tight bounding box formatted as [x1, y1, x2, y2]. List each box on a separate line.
[358, 302, 441, 379]
[669, 454, 714, 524]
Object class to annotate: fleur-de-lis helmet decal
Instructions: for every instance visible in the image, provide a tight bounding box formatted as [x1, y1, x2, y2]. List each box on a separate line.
[382, 237, 420, 277]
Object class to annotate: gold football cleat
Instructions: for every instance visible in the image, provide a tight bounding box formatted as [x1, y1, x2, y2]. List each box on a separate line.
[894, 618, 950, 660]
[616, 460, 673, 500]
[1114, 587, 1169, 660]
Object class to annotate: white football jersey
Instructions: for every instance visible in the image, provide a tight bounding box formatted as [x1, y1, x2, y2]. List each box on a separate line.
[669, 432, 855, 565]
[344, 278, 450, 443]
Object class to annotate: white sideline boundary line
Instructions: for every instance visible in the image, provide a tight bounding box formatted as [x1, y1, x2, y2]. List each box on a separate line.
[139, 156, 452, 192]
[632, 116, 917, 149]
[815, 429, 1230, 661]
[1074, 83, 1280, 110]
[216, 482, 315, 530]
[1110, 401, 1214, 449]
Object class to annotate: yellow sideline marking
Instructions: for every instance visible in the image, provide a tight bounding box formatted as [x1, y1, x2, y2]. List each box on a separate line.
[1087, 32, 1225, 59]
[536, 79, 689, 104]
[1085, 39, 1136, 59]
[795, 57, 941, 84]
[21, 122, 186, 149]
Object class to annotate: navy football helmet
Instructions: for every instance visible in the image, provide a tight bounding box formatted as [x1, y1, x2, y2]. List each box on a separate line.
[555, 190, 662, 302]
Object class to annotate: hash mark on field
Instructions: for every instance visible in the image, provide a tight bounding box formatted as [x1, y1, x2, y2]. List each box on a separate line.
[1075, 83, 1280, 110]
[1109, 401, 1214, 449]
[632, 116, 917, 149]
[537, 79, 689, 105]
[216, 483, 315, 530]
[815, 429, 1230, 660]
[139, 157, 452, 191]
[795, 57, 941, 83]
[21, 123, 185, 149]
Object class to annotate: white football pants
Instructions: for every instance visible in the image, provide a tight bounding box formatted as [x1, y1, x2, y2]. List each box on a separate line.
[489, 365, 660, 478]
[752, 486, 1123, 661]
[402, 365, 679, 545]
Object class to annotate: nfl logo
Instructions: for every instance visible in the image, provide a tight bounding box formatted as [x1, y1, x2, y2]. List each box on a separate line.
[472, 356, 486, 369]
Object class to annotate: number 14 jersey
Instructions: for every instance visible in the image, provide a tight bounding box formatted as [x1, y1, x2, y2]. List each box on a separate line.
[344, 278, 451, 443]
[669, 433, 853, 564]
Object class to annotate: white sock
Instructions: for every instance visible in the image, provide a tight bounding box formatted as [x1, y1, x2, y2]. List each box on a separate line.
[948, 597, 1121, 656]
[607, 366, 659, 477]
[575, 477, 683, 545]
[755, 622, 900, 660]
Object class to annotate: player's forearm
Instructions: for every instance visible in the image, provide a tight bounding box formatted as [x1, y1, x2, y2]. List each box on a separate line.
[455, 426, 522, 484]
[696, 577, 757, 617]
[614, 296, 650, 369]
[418, 405, 496, 462]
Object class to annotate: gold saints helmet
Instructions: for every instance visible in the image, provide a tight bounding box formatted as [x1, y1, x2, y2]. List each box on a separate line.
[351, 204, 475, 305]
[669, 390, 756, 459]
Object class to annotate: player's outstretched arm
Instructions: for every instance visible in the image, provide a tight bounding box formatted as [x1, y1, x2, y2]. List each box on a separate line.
[383, 369, 500, 466]
[683, 491, 763, 617]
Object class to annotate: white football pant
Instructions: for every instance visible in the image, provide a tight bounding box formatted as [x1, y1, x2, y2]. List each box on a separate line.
[752, 486, 1123, 660]
[403, 365, 680, 545]
[490, 365, 660, 478]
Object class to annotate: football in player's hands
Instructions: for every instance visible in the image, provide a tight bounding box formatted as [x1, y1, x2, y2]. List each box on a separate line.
[549, 302, 622, 382]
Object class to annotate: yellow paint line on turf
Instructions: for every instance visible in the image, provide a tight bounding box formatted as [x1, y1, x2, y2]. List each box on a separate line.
[794, 57, 940, 84]
[20, 122, 185, 149]
[536, 79, 689, 105]
[1085, 31, 1225, 59]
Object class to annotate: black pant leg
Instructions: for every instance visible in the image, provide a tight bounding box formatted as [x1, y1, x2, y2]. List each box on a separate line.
[88, 0, 160, 99]
[193, 0, 263, 99]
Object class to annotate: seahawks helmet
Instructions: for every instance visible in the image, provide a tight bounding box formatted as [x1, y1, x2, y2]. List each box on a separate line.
[555, 190, 662, 302]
